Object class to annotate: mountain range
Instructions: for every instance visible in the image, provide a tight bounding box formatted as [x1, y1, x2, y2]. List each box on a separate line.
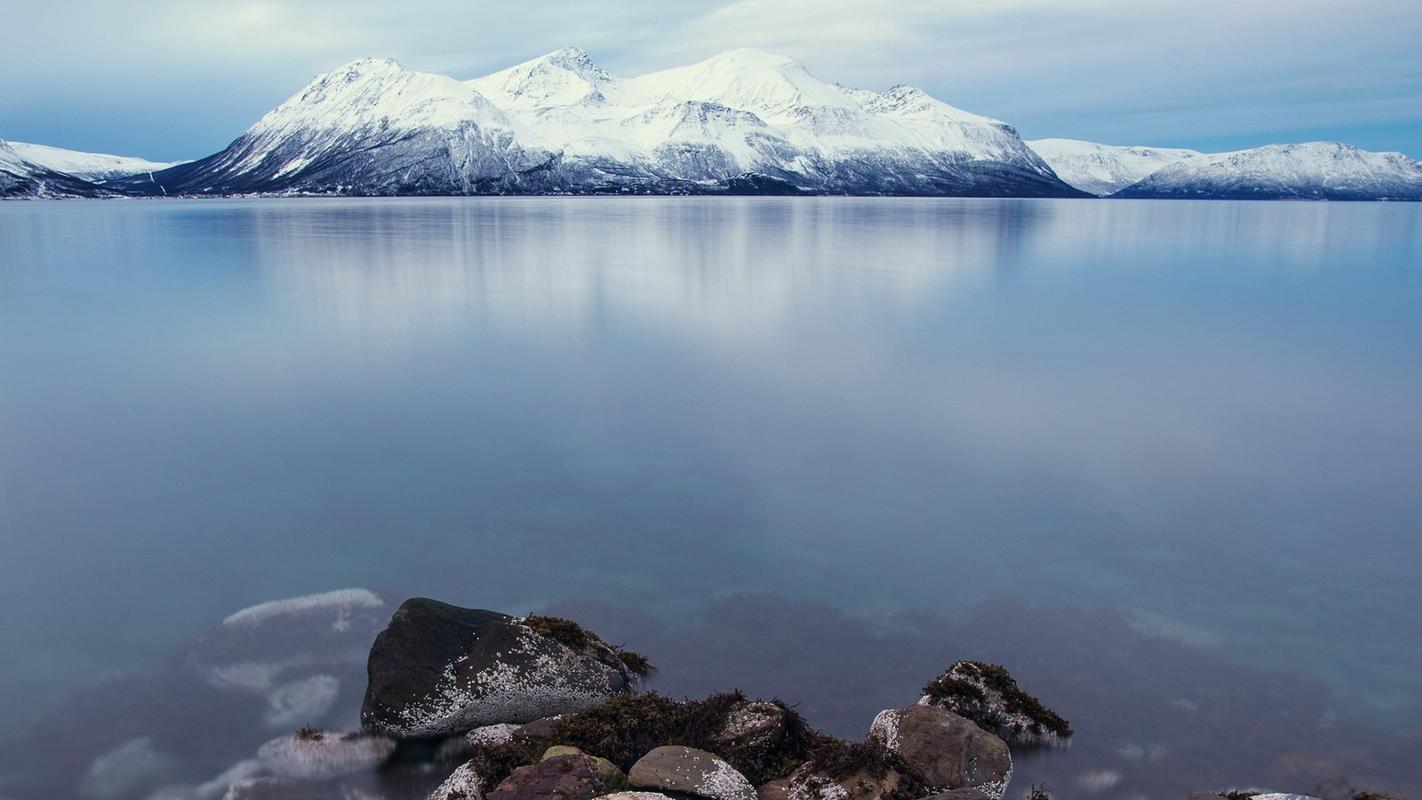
[5, 48, 1422, 200]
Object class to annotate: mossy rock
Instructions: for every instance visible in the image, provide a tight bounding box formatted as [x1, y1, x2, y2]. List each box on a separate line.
[922, 661, 1069, 746]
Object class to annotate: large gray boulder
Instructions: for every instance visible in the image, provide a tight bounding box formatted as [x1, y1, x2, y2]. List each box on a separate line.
[362, 600, 635, 738]
[628, 746, 756, 800]
[867, 705, 1011, 799]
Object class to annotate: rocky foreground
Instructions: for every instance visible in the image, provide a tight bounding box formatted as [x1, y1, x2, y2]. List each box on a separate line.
[172, 594, 1366, 800]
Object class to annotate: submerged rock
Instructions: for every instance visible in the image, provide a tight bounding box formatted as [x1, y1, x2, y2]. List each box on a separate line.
[867, 705, 1011, 798]
[263, 674, 342, 729]
[919, 662, 1069, 747]
[147, 759, 266, 800]
[362, 600, 636, 739]
[185, 588, 389, 734]
[78, 736, 179, 800]
[189, 589, 388, 692]
[256, 730, 396, 780]
[628, 746, 756, 800]
[488, 753, 611, 800]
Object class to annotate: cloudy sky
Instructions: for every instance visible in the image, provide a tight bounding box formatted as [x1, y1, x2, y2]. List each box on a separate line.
[3, 0, 1419, 161]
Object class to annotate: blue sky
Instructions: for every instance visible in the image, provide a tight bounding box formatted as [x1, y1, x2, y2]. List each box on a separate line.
[3, 0, 1419, 161]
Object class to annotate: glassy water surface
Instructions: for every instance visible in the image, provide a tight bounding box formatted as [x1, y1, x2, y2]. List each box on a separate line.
[1, 198, 1420, 799]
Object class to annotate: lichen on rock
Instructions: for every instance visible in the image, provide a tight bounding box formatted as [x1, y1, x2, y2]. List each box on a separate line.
[920, 661, 1069, 747]
[361, 599, 637, 739]
[628, 746, 756, 800]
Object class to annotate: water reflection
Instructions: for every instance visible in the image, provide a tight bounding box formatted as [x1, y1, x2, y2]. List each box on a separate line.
[1, 198, 1420, 799]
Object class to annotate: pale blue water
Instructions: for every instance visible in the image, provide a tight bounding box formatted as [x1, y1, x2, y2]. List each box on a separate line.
[1, 198, 1420, 798]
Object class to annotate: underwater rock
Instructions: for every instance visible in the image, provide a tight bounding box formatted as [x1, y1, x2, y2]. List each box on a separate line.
[78, 736, 179, 800]
[488, 753, 611, 800]
[594, 794, 675, 800]
[628, 746, 756, 800]
[362, 600, 635, 739]
[263, 674, 342, 729]
[147, 759, 266, 800]
[867, 706, 1011, 797]
[918, 662, 1069, 747]
[256, 730, 396, 780]
[188, 589, 388, 693]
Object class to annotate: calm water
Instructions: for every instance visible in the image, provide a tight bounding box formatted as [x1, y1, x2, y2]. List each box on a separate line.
[1, 198, 1420, 799]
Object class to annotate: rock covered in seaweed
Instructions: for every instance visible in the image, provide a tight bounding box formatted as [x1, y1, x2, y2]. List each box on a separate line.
[628, 746, 756, 800]
[919, 661, 1070, 747]
[361, 600, 643, 738]
[255, 729, 396, 780]
[866, 706, 1011, 798]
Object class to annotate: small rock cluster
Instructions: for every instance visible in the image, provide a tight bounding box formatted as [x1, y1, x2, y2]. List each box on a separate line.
[220, 597, 1078, 800]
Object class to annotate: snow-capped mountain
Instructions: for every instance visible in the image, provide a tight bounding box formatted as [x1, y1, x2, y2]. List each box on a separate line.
[5, 141, 180, 182]
[1114, 141, 1422, 200]
[119, 48, 1083, 197]
[0, 140, 112, 198]
[1028, 138, 1202, 196]
[121, 58, 553, 196]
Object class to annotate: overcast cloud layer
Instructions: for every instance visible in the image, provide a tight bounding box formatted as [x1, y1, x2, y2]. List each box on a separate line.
[3, 0, 1419, 161]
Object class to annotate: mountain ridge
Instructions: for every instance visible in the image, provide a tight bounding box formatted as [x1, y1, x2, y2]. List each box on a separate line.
[109, 49, 1085, 198]
[6, 49, 1421, 200]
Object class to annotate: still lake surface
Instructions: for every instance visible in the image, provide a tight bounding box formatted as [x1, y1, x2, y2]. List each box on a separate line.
[1, 197, 1420, 799]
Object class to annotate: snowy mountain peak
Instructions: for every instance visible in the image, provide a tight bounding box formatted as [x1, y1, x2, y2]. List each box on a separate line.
[102, 49, 1090, 198]
[1115, 140, 1422, 200]
[469, 47, 613, 109]
[629, 48, 847, 121]
[1028, 138, 1203, 196]
[330, 57, 406, 78]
